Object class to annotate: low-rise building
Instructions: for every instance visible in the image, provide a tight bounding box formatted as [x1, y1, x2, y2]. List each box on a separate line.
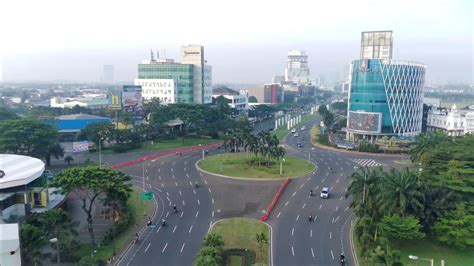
[0, 223, 21, 265]
[0, 154, 65, 223]
[427, 104, 474, 136]
[44, 114, 111, 142]
[212, 87, 248, 115]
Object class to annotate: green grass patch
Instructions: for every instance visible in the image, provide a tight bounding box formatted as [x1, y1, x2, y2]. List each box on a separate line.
[71, 187, 151, 263]
[273, 113, 318, 141]
[229, 255, 243, 266]
[212, 218, 270, 265]
[393, 239, 474, 266]
[198, 153, 314, 179]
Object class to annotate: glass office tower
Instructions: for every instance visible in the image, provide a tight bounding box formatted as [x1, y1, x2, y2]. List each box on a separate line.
[347, 59, 426, 141]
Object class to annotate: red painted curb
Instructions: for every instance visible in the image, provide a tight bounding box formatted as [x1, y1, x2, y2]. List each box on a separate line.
[110, 142, 222, 169]
[260, 176, 291, 222]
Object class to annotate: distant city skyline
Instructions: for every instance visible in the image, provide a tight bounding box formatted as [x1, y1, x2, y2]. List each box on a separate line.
[1, 0, 472, 84]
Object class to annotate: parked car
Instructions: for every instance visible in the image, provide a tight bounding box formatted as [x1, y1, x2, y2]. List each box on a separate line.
[320, 187, 329, 198]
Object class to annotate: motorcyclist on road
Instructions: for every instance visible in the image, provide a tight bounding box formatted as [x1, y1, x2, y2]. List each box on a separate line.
[340, 254, 345, 265]
[134, 233, 139, 244]
[146, 218, 152, 227]
[162, 219, 166, 226]
[310, 189, 313, 196]
[195, 181, 199, 188]
[173, 204, 177, 213]
[308, 215, 313, 222]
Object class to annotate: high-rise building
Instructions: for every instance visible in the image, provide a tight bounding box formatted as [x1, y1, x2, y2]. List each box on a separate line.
[102, 65, 114, 83]
[285, 50, 310, 85]
[181, 45, 212, 104]
[264, 83, 284, 104]
[346, 31, 425, 142]
[360, 31, 393, 60]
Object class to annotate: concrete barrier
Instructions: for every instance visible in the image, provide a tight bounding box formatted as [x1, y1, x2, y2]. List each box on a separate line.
[260, 176, 290, 221]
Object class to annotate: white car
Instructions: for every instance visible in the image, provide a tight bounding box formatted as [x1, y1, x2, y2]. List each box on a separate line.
[301, 126, 306, 130]
[320, 187, 329, 199]
[291, 129, 296, 133]
[294, 132, 299, 137]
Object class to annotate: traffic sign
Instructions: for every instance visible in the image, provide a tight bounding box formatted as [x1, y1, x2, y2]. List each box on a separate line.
[140, 191, 154, 201]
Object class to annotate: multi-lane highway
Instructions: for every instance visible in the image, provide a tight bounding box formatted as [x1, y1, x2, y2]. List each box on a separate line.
[114, 116, 405, 266]
[116, 150, 215, 266]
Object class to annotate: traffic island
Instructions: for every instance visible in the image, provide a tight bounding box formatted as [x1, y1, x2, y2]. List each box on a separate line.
[197, 153, 314, 179]
[211, 218, 270, 266]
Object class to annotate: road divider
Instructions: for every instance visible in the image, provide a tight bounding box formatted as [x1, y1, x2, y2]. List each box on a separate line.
[260, 176, 291, 221]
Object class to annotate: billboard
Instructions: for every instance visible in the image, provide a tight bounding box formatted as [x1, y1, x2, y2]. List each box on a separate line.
[122, 85, 143, 119]
[109, 89, 122, 110]
[348, 111, 382, 133]
[72, 141, 89, 153]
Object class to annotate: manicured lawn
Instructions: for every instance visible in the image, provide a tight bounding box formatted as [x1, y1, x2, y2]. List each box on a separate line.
[212, 218, 270, 265]
[198, 153, 314, 179]
[229, 255, 243, 266]
[273, 113, 318, 141]
[71, 187, 151, 263]
[393, 239, 474, 266]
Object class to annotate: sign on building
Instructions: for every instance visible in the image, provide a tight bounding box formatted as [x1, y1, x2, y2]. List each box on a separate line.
[109, 89, 122, 110]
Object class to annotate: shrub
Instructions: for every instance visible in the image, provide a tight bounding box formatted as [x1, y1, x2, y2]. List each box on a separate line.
[222, 248, 255, 266]
[101, 208, 134, 245]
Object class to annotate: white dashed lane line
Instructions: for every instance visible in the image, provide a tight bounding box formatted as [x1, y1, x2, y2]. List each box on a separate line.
[311, 248, 315, 258]
[180, 243, 186, 253]
[319, 204, 322, 210]
[162, 243, 168, 253]
[277, 212, 281, 218]
[197, 199, 200, 205]
[296, 214, 300, 221]
[291, 228, 295, 236]
[172, 225, 177, 233]
[195, 211, 199, 218]
[145, 243, 151, 252]
[189, 225, 193, 233]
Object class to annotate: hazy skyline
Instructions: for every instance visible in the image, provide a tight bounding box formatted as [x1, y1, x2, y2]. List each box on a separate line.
[1, 0, 472, 84]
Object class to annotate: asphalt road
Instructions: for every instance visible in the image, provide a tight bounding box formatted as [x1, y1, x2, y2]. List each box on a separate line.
[116, 150, 214, 266]
[269, 117, 407, 266]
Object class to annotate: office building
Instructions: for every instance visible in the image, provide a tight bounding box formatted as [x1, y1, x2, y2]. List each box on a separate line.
[181, 45, 213, 104]
[427, 104, 474, 136]
[137, 45, 212, 104]
[285, 50, 310, 85]
[360, 31, 393, 60]
[102, 65, 114, 83]
[264, 83, 284, 104]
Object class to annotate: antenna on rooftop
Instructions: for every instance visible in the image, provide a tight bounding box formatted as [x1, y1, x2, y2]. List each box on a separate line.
[150, 49, 155, 62]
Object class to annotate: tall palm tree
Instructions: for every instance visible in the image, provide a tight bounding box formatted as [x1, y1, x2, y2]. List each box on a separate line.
[346, 167, 384, 218]
[378, 168, 424, 217]
[410, 132, 450, 163]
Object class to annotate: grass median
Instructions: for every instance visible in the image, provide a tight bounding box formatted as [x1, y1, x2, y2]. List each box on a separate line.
[212, 218, 270, 266]
[198, 152, 314, 179]
[273, 113, 318, 141]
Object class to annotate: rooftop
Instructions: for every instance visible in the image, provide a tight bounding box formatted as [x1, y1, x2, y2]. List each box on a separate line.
[0, 154, 45, 189]
[55, 113, 110, 120]
[213, 86, 240, 96]
[0, 223, 20, 253]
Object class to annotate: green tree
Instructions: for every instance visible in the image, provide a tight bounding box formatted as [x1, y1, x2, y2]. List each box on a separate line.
[0, 119, 62, 166]
[256, 232, 268, 260]
[346, 167, 383, 218]
[248, 95, 258, 103]
[20, 223, 48, 265]
[433, 203, 474, 250]
[64, 155, 74, 165]
[379, 214, 425, 240]
[201, 233, 225, 251]
[409, 131, 450, 163]
[38, 209, 79, 257]
[0, 106, 18, 121]
[195, 254, 219, 266]
[77, 122, 113, 148]
[421, 186, 455, 228]
[379, 168, 424, 217]
[50, 167, 132, 246]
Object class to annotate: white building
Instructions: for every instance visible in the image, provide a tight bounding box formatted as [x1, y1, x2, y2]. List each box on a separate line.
[212, 87, 248, 115]
[427, 104, 474, 136]
[203, 65, 213, 104]
[134, 79, 176, 104]
[0, 223, 21, 266]
[360, 31, 393, 60]
[182, 44, 213, 104]
[285, 50, 310, 85]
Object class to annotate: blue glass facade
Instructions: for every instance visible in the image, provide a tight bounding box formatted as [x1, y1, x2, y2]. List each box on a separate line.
[348, 59, 426, 138]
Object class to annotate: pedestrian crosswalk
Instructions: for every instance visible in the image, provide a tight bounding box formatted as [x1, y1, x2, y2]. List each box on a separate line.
[353, 158, 383, 167]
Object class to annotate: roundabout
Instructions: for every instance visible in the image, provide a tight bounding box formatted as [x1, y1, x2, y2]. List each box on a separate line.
[197, 153, 315, 179]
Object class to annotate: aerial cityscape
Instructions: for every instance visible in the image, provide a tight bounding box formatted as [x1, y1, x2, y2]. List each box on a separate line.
[0, 0, 473, 266]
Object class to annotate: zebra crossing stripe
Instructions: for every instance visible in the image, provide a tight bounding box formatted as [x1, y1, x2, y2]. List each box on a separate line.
[354, 159, 382, 167]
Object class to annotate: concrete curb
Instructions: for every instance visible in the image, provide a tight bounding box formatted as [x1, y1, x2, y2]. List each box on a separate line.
[349, 217, 360, 266]
[195, 157, 315, 181]
[260, 177, 290, 221]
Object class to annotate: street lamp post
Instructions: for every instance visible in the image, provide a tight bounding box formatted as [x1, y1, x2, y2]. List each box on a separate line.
[49, 237, 60, 265]
[99, 137, 105, 168]
[409, 255, 434, 266]
[218, 154, 223, 174]
[280, 158, 286, 176]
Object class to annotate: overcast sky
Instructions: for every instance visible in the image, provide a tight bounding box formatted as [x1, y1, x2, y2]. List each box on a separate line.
[1, 0, 472, 84]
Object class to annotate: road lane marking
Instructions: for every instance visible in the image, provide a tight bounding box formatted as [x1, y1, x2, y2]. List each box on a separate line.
[208, 188, 212, 193]
[189, 225, 193, 233]
[212, 211, 215, 218]
[345, 206, 349, 212]
[180, 243, 186, 253]
[172, 175, 175, 179]
[331, 250, 334, 260]
[193, 189, 196, 194]
[314, 215, 317, 221]
[184, 167, 186, 171]
[330, 186, 334, 191]
[162, 243, 168, 253]
[307, 177, 311, 181]
[326, 172, 329, 176]
[172, 161, 176, 166]
[291, 228, 294, 236]
[315, 185, 319, 190]
[302, 203, 306, 209]
[186, 174, 189, 178]
[172, 225, 177, 233]
[166, 211, 169, 218]
[189, 181, 193, 185]
[285, 201, 289, 206]
[204, 180, 207, 184]
[156, 226, 162, 234]
[183, 200, 186, 206]
[145, 243, 151, 252]
[197, 199, 200, 205]
[330, 232, 332, 239]
[336, 179, 340, 183]
[319, 204, 322, 210]
[292, 191, 296, 197]
[171, 168, 174, 172]
[161, 183, 165, 187]
[178, 190, 182, 195]
[184, 161, 187, 165]
[161, 161, 164, 165]
[175, 182, 178, 187]
[158, 168, 161, 172]
[322, 178, 325, 183]
[158, 176, 162, 180]
[335, 206, 339, 211]
[311, 247, 315, 258]
[195, 211, 199, 218]
[212, 198, 215, 204]
[296, 214, 300, 221]
[340, 196, 344, 201]
[180, 212, 184, 218]
[291, 246, 295, 256]
[340, 173, 343, 177]
[334, 216, 340, 223]
[299, 184, 304, 189]
[310, 229, 313, 237]
[277, 212, 281, 218]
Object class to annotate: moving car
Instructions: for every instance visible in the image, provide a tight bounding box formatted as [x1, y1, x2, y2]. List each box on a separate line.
[297, 142, 303, 148]
[320, 187, 329, 198]
[294, 132, 299, 137]
[291, 128, 297, 133]
[301, 126, 306, 130]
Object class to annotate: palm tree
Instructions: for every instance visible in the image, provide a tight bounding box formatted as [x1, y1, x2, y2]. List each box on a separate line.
[378, 168, 424, 217]
[346, 167, 384, 218]
[64, 155, 74, 166]
[410, 132, 450, 163]
[20, 224, 48, 265]
[421, 186, 455, 228]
